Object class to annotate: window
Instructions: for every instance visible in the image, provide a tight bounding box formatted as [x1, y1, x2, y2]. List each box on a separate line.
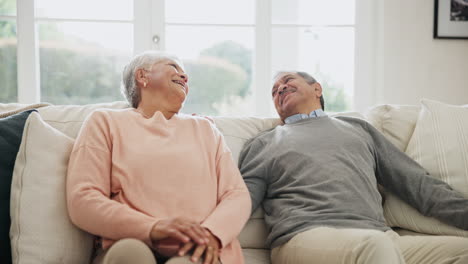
[271, 0, 355, 112]
[7, 0, 356, 115]
[0, 0, 17, 102]
[165, 0, 255, 116]
[35, 0, 133, 104]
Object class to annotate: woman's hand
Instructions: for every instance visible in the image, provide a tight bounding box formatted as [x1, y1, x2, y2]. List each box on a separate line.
[178, 228, 221, 264]
[150, 218, 210, 246]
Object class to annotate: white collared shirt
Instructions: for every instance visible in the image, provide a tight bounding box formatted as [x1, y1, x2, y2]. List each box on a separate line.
[284, 109, 327, 124]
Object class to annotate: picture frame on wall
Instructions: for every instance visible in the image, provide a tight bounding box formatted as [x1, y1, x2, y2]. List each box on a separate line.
[434, 0, 468, 39]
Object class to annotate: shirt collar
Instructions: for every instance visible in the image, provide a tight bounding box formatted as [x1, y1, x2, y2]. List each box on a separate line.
[284, 109, 326, 124]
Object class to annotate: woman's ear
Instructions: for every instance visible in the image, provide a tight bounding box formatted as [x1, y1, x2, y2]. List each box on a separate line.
[135, 69, 148, 88]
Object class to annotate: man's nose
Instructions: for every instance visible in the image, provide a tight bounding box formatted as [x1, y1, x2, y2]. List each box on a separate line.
[278, 85, 287, 95]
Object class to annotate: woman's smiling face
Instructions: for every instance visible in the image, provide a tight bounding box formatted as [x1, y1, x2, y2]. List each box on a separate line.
[142, 59, 189, 111]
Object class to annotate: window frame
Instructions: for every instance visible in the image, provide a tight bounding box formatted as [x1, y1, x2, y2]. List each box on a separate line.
[10, 0, 375, 115]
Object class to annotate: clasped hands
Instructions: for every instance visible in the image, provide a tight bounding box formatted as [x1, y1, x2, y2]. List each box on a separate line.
[150, 218, 221, 264]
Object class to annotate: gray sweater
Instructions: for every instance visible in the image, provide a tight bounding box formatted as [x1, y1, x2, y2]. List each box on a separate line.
[239, 115, 468, 249]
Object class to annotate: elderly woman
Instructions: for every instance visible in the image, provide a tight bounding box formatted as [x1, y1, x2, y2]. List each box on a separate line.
[66, 51, 251, 264]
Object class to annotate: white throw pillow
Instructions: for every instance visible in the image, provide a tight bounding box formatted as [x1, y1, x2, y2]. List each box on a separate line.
[384, 99, 468, 236]
[10, 112, 93, 264]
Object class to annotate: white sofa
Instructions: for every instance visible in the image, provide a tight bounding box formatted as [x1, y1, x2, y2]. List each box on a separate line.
[2, 100, 468, 264]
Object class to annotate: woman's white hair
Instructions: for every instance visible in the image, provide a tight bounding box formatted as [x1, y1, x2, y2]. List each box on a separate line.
[121, 50, 184, 108]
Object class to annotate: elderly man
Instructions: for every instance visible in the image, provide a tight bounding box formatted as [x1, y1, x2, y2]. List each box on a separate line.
[239, 71, 468, 264]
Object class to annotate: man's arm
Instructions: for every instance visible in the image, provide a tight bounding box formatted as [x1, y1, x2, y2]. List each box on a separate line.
[366, 122, 468, 230]
[238, 137, 269, 214]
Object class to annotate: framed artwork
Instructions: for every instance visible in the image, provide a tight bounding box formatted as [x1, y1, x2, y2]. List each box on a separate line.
[434, 0, 468, 39]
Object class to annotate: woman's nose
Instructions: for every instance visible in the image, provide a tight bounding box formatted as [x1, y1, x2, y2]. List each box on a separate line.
[180, 73, 188, 82]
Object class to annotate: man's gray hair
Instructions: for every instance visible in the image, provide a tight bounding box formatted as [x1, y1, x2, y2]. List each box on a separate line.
[274, 71, 325, 110]
[121, 51, 184, 108]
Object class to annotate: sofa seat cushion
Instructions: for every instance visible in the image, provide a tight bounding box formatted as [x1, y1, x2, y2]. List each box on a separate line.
[10, 112, 93, 264]
[243, 249, 270, 264]
[0, 110, 35, 264]
[238, 218, 269, 249]
[393, 227, 431, 237]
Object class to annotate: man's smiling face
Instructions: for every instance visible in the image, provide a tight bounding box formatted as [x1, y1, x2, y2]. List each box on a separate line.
[271, 72, 322, 121]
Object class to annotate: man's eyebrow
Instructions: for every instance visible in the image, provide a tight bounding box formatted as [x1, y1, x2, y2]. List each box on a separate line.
[281, 74, 293, 81]
[272, 74, 293, 90]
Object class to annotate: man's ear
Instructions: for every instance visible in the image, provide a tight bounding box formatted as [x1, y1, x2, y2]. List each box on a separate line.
[135, 68, 148, 88]
[314, 83, 323, 98]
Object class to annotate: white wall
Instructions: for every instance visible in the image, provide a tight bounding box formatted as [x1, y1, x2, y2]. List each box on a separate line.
[356, 0, 468, 112]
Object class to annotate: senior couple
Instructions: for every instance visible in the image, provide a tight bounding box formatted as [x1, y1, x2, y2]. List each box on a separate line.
[67, 51, 468, 264]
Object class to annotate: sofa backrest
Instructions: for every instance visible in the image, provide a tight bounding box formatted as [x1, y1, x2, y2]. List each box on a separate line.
[365, 104, 421, 152]
[38, 102, 130, 138]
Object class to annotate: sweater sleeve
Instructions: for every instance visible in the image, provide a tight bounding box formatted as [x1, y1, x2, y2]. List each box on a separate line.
[66, 111, 158, 246]
[201, 125, 252, 248]
[366, 122, 468, 230]
[238, 137, 268, 214]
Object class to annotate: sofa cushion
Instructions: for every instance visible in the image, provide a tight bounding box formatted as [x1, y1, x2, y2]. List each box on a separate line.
[384, 99, 468, 236]
[366, 104, 421, 152]
[0, 103, 50, 118]
[38, 101, 129, 138]
[392, 227, 431, 237]
[333, 111, 366, 120]
[384, 193, 468, 236]
[0, 103, 48, 114]
[238, 218, 269, 249]
[10, 112, 93, 264]
[0, 103, 26, 113]
[213, 116, 281, 164]
[0, 110, 35, 264]
[243, 249, 270, 264]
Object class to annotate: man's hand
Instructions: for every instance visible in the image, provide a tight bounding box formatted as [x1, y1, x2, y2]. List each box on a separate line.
[150, 218, 210, 249]
[178, 228, 221, 264]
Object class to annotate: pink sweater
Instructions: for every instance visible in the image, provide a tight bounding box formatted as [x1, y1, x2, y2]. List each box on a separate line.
[67, 109, 251, 264]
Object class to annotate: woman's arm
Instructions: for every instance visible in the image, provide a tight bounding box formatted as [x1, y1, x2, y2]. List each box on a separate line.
[66, 111, 158, 246]
[200, 125, 252, 248]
